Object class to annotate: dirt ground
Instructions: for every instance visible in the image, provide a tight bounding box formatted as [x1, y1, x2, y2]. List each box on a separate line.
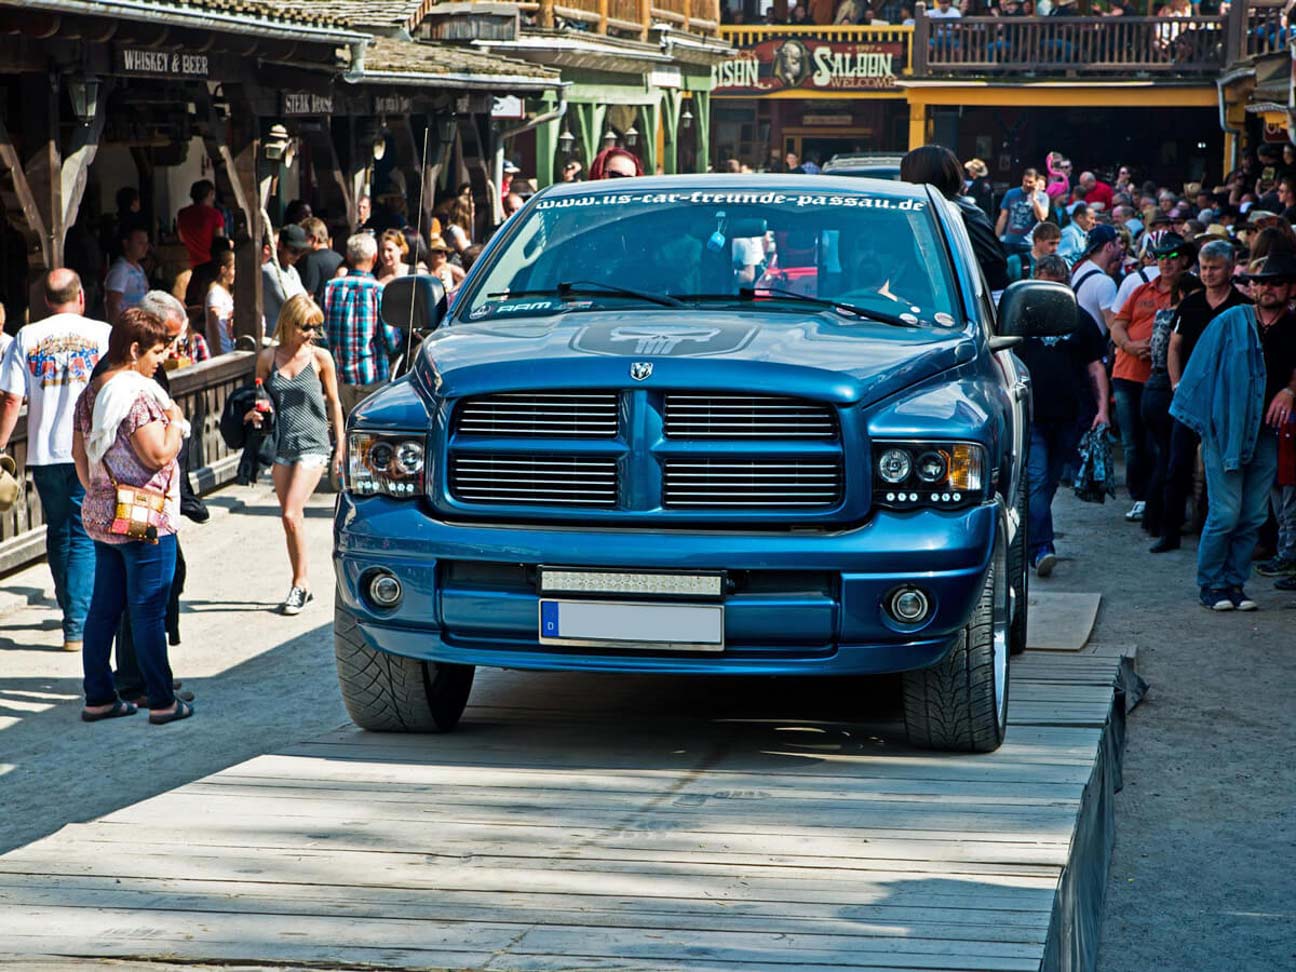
[1051, 489, 1296, 971]
[0, 479, 1292, 970]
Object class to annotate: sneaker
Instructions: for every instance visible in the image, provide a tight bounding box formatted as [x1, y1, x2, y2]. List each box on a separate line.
[280, 587, 314, 616]
[1229, 588, 1259, 612]
[1199, 588, 1234, 611]
[1124, 501, 1146, 522]
[63, 640, 82, 653]
[1255, 555, 1296, 577]
[1149, 535, 1180, 554]
[1275, 574, 1296, 591]
[1033, 550, 1057, 578]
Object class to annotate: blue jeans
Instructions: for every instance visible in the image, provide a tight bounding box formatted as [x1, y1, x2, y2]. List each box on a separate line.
[1112, 378, 1151, 501]
[83, 536, 177, 709]
[30, 463, 94, 641]
[1197, 430, 1278, 591]
[1027, 420, 1080, 559]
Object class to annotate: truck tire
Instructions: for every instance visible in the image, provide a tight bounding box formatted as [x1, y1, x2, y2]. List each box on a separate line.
[902, 544, 1010, 753]
[1008, 485, 1029, 656]
[334, 605, 474, 733]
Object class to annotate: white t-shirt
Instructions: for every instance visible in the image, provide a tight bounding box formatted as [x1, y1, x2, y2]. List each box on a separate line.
[206, 285, 235, 356]
[927, 5, 962, 16]
[1070, 260, 1119, 335]
[0, 313, 111, 465]
[262, 261, 305, 331]
[104, 258, 149, 311]
[1114, 265, 1160, 318]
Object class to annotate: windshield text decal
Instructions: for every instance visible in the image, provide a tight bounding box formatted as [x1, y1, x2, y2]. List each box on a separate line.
[535, 192, 926, 212]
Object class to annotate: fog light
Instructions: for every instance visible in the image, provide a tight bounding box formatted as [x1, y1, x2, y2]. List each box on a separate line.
[887, 587, 930, 624]
[369, 572, 403, 607]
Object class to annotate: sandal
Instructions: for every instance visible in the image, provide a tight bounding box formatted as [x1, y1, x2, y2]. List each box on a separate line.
[148, 700, 194, 725]
[129, 688, 195, 708]
[81, 699, 139, 723]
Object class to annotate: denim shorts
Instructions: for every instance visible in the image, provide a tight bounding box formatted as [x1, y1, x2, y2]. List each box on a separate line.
[274, 453, 330, 469]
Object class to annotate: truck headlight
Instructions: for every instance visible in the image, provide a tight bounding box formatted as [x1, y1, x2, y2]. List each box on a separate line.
[873, 441, 985, 509]
[348, 431, 425, 498]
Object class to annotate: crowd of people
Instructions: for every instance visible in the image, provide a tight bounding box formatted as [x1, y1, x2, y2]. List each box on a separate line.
[952, 143, 1296, 612]
[722, 0, 1223, 27]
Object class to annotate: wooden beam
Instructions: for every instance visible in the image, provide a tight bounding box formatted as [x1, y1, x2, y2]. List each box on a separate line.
[0, 114, 50, 267]
[301, 124, 352, 232]
[20, 74, 62, 270]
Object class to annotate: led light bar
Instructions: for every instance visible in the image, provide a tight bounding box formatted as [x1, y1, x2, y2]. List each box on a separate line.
[540, 569, 724, 599]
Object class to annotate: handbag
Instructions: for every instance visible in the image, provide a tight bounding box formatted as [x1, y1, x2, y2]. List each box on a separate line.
[106, 463, 173, 544]
[0, 454, 20, 513]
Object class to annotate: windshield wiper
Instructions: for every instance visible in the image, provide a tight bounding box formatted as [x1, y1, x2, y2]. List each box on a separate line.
[486, 280, 682, 308]
[735, 286, 916, 328]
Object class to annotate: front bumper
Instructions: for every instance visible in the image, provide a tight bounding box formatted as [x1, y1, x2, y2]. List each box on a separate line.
[334, 495, 998, 676]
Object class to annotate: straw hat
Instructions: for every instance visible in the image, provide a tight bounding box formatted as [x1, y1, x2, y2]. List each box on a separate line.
[427, 233, 452, 253]
[963, 158, 988, 178]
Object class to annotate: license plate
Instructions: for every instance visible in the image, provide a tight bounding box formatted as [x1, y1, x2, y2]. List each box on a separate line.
[538, 599, 724, 651]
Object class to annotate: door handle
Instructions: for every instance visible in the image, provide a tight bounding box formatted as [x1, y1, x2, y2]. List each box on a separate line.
[1013, 381, 1029, 402]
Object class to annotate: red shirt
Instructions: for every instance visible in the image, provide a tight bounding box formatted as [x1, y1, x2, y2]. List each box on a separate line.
[1084, 180, 1114, 210]
[176, 203, 225, 268]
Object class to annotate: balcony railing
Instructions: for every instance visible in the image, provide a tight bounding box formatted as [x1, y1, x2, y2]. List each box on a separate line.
[1247, 0, 1291, 57]
[914, 15, 1228, 76]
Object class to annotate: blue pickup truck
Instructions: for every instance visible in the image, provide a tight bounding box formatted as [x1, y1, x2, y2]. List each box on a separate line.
[333, 175, 1077, 752]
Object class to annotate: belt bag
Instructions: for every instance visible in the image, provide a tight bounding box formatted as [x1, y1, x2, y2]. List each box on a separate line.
[106, 464, 173, 544]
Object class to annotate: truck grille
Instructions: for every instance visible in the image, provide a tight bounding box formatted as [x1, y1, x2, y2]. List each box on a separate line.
[456, 392, 619, 438]
[664, 395, 837, 440]
[450, 454, 618, 506]
[663, 459, 843, 508]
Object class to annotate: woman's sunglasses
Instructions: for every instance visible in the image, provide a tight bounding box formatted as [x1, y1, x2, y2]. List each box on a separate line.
[300, 324, 322, 334]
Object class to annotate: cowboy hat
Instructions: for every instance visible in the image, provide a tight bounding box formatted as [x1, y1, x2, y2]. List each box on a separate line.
[1240, 251, 1296, 281]
[963, 158, 988, 178]
[426, 233, 452, 253]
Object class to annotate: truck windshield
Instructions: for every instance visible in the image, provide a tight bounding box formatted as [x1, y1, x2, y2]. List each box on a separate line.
[459, 187, 961, 327]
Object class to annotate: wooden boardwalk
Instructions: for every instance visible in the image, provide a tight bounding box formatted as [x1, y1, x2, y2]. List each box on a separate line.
[0, 650, 1142, 971]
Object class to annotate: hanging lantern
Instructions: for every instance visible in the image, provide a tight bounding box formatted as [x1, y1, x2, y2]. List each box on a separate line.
[66, 76, 102, 126]
[558, 127, 576, 156]
[680, 104, 694, 131]
[602, 128, 618, 147]
[624, 125, 639, 148]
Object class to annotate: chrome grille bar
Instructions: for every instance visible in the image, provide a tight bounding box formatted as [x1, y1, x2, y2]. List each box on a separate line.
[451, 454, 618, 507]
[663, 460, 843, 509]
[664, 395, 837, 439]
[457, 392, 619, 438]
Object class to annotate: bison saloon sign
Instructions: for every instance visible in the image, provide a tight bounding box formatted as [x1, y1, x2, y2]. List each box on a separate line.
[713, 38, 904, 94]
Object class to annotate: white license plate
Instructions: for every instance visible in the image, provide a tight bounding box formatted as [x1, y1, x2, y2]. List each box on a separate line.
[538, 599, 724, 651]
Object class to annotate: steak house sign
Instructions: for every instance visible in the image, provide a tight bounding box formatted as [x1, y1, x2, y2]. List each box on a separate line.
[713, 38, 903, 94]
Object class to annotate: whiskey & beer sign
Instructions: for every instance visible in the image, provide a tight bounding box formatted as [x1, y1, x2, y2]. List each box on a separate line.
[713, 38, 904, 94]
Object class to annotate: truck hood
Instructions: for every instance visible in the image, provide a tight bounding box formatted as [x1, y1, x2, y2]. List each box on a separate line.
[414, 308, 978, 407]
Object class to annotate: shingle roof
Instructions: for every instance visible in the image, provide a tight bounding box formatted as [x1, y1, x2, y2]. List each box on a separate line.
[14, 0, 366, 35]
[260, 0, 430, 30]
[354, 35, 560, 86]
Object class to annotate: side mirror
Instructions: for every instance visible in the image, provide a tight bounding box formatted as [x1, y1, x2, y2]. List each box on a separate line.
[997, 280, 1079, 339]
[380, 274, 447, 332]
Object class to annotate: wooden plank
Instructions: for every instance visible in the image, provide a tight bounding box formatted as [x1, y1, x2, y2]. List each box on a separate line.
[1026, 592, 1102, 652]
[0, 652, 1130, 970]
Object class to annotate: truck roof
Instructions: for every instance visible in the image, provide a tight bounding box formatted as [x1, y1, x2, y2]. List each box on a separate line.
[537, 173, 928, 203]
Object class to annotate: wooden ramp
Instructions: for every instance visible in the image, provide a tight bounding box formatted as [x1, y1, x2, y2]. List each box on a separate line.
[0, 651, 1143, 972]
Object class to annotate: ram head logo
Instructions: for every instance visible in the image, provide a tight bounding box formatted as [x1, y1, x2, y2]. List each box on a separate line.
[629, 361, 654, 381]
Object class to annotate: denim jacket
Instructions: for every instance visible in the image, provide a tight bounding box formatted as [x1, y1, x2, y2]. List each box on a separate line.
[1169, 305, 1266, 471]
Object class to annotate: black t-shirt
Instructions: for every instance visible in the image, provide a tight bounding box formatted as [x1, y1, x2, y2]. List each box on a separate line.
[297, 248, 345, 307]
[1258, 309, 1296, 407]
[1015, 308, 1108, 423]
[1172, 287, 1251, 369]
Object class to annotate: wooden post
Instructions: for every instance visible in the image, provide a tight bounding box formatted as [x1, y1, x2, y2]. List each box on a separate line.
[598, 0, 609, 34]
[640, 0, 651, 41]
[1224, 0, 1244, 64]
[0, 113, 50, 277]
[907, 99, 928, 150]
[59, 81, 109, 253]
[20, 73, 62, 272]
[692, 91, 711, 173]
[539, 0, 555, 29]
[913, 4, 929, 75]
[221, 92, 264, 348]
[662, 90, 681, 175]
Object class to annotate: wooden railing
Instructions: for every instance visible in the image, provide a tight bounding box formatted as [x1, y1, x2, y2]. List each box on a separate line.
[1246, 0, 1291, 57]
[535, 0, 720, 35]
[913, 13, 1229, 76]
[0, 352, 254, 576]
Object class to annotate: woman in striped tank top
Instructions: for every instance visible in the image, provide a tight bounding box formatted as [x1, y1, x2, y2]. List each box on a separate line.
[245, 294, 345, 614]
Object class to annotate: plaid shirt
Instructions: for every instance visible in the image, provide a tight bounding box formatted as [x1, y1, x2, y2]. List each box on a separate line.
[323, 271, 403, 385]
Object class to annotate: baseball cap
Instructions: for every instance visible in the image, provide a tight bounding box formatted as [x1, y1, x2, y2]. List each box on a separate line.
[278, 223, 311, 251]
[1080, 223, 1119, 257]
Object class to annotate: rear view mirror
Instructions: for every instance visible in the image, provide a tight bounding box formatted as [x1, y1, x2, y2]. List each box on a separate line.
[997, 280, 1078, 339]
[380, 274, 447, 332]
[729, 217, 768, 238]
